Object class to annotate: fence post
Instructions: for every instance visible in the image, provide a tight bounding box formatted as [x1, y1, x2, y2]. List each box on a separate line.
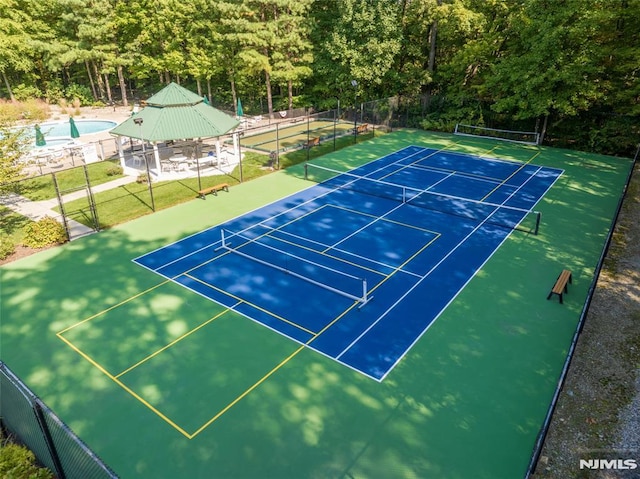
[32, 401, 66, 479]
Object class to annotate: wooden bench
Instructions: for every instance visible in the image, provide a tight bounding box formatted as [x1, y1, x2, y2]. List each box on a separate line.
[355, 123, 369, 134]
[198, 183, 229, 199]
[305, 137, 320, 149]
[547, 269, 572, 304]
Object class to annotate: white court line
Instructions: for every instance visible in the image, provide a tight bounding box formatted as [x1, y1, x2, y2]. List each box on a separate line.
[133, 145, 430, 271]
[336, 166, 545, 367]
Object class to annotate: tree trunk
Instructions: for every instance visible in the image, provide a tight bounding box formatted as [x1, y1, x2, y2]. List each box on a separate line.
[539, 115, 549, 145]
[196, 79, 202, 96]
[265, 70, 273, 118]
[103, 72, 113, 103]
[85, 60, 98, 99]
[207, 79, 212, 104]
[288, 80, 293, 111]
[93, 62, 106, 100]
[2, 71, 15, 101]
[428, 1, 441, 74]
[117, 64, 128, 107]
[230, 75, 237, 115]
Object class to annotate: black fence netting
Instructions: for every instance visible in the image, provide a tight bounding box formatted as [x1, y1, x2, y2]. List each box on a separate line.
[0, 361, 118, 479]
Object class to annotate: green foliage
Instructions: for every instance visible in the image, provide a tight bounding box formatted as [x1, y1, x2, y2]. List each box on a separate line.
[0, 439, 54, 479]
[0, 232, 16, 260]
[22, 216, 67, 248]
[0, 122, 30, 186]
[1, 0, 638, 156]
[136, 172, 149, 184]
[65, 84, 94, 106]
[44, 82, 65, 105]
[105, 165, 124, 176]
[12, 84, 43, 102]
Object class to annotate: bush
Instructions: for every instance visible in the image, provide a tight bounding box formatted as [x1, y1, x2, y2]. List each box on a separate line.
[105, 165, 123, 176]
[136, 173, 150, 184]
[12, 84, 43, 102]
[0, 438, 54, 479]
[0, 232, 16, 260]
[65, 84, 94, 106]
[0, 99, 49, 123]
[22, 216, 67, 248]
[19, 99, 50, 122]
[44, 81, 65, 104]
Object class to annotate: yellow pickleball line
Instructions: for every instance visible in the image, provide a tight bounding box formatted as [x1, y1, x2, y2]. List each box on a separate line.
[481, 151, 541, 202]
[189, 290, 365, 438]
[57, 279, 171, 335]
[115, 307, 237, 379]
[188, 344, 306, 438]
[57, 332, 192, 438]
[184, 273, 318, 336]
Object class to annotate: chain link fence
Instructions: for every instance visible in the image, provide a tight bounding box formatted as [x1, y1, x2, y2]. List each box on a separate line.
[0, 361, 118, 479]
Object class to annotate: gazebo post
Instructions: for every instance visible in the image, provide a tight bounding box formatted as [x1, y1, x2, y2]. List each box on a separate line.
[152, 143, 161, 177]
[215, 139, 221, 168]
[232, 133, 239, 163]
[116, 138, 126, 170]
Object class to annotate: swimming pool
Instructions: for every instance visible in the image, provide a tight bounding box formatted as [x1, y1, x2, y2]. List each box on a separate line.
[38, 119, 117, 138]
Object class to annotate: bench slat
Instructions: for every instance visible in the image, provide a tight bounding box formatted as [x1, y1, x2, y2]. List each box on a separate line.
[547, 269, 572, 303]
[198, 183, 229, 199]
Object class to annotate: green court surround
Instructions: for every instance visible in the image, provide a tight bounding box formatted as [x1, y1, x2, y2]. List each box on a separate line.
[0, 130, 633, 478]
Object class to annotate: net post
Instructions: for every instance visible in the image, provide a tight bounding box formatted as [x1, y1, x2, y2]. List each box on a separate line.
[358, 278, 371, 308]
[534, 211, 541, 235]
[362, 278, 367, 302]
[304, 162, 308, 181]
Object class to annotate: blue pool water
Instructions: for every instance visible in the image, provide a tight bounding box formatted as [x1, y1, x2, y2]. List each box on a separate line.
[39, 119, 117, 138]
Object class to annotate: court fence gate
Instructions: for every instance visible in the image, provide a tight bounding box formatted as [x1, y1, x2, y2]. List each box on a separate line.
[0, 361, 118, 479]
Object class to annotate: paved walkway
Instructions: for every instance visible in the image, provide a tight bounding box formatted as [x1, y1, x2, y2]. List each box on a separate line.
[1, 175, 137, 240]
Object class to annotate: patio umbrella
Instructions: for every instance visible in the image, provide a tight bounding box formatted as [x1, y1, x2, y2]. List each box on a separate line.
[236, 98, 243, 118]
[35, 125, 46, 146]
[69, 117, 80, 138]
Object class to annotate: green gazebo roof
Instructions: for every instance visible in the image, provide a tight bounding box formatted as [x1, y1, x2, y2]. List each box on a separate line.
[110, 83, 239, 141]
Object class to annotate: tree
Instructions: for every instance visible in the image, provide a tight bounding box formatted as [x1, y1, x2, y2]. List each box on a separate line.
[267, 0, 314, 110]
[317, 0, 402, 102]
[0, 122, 29, 188]
[0, 0, 41, 100]
[481, 0, 610, 141]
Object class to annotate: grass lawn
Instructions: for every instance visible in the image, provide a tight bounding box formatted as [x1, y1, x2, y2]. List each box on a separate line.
[59, 152, 275, 228]
[16, 159, 124, 201]
[57, 134, 381, 230]
[0, 205, 32, 244]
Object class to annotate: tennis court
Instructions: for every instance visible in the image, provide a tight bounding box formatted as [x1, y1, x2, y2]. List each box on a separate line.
[1, 130, 633, 478]
[239, 118, 354, 152]
[135, 146, 561, 382]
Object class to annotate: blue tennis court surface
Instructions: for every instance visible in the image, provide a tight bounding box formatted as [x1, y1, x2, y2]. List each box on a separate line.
[134, 146, 562, 381]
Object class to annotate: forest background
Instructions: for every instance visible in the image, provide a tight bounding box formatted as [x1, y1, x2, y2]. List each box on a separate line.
[1, 0, 638, 157]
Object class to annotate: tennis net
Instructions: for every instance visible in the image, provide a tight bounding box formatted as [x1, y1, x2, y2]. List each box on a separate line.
[454, 123, 540, 145]
[218, 229, 372, 306]
[304, 163, 541, 235]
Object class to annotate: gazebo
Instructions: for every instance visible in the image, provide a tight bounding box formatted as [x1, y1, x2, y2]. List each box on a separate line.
[110, 82, 240, 177]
